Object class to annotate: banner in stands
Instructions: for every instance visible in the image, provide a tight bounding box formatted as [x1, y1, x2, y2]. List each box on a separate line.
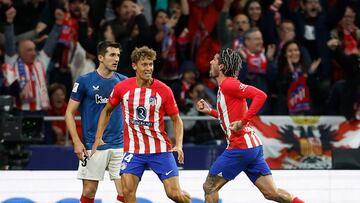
[252, 116, 360, 169]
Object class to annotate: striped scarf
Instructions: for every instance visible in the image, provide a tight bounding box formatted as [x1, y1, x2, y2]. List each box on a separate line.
[2, 58, 50, 111]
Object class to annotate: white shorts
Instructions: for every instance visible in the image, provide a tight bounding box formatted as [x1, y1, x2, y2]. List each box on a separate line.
[77, 148, 123, 181]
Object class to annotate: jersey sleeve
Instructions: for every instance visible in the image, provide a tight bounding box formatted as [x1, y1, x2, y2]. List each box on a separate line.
[163, 86, 179, 116]
[223, 80, 267, 123]
[108, 83, 122, 107]
[70, 76, 85, 102]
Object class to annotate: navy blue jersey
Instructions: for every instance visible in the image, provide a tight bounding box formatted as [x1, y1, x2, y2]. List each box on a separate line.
[71, 71, 127, 150]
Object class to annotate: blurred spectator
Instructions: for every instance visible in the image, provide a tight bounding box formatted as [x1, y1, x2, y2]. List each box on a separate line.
[244, 0, 280, 45]
[172, 60, 216, 110]
[276, 40, 321, 115]
[181, 83, 221, 144]
[327, 38, 360, 121]
[149, 0, 189, 85]
[243, 0, 262, 27]
[110, 0, 150, 77]
[2, 6, 63, 114]
[46, 83, 81, 145]
[281, 0, 348, 114]
[47, 0, 96, 100]
[218, 0, 250, 51]
[238, 28, 277, 114]
[330, 5, 359, 56]
[330, 4, 359, 81]
[276, 19, 311, 65]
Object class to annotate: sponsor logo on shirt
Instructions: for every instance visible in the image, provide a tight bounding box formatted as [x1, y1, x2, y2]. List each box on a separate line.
[95, 94, 108, 104]
[130, 106, 154, 126]
[92, 85, 99, 91]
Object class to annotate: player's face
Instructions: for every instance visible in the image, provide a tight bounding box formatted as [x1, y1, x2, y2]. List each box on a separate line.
[133, 58, 154, 81]
[209, 54, 221, 78]
[100, 47, 120, 71]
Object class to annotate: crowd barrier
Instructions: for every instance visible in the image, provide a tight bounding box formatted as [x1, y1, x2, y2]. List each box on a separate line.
[23, 116, 360, 170]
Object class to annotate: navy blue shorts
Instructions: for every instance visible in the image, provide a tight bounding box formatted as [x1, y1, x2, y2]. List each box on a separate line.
[209, 146, 271, 183]
[120, 152, 179, 181]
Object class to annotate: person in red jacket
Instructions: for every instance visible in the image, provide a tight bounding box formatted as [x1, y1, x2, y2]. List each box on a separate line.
[196, 48, 305, 203]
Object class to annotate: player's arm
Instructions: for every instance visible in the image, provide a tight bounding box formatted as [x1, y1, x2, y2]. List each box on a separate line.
[91, 102, 116, 155]
[196, 99, 218, 118]
[229, 84, 267, 132]
[170, 113, 185, 164]
[65, 98, 87, 160]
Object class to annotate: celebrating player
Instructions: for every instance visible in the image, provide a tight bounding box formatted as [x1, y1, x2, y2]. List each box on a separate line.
[196, 48, 305, 203]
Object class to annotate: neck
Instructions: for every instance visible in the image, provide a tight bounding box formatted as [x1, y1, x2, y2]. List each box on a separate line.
[97, 65, 113, 78]
[215, 74, 227, 85]
[136, 77, 153, 87]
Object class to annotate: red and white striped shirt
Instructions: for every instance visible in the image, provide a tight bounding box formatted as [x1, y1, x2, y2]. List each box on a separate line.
[3, 51, 50, 111]
[109, 78, 179, 154]
[210, 77, 267, 149]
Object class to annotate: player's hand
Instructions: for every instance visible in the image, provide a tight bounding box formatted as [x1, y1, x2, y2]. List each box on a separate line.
[91, 138, 105, 157]
[229, 120, 244, 132]
[196, 99, 211, 114]
[74, 142, 88, 161]
[172, 146, 184, 164]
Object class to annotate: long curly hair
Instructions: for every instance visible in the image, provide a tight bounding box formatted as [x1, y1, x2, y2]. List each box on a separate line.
[219, 48, 243, 77]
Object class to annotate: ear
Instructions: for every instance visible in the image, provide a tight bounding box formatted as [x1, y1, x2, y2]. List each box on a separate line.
[132, 63, 136, 70]
[219, 63, 225, 72]
[98, 55, 104, 63]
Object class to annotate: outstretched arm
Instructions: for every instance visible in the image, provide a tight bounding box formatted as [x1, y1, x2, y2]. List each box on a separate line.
[196, 99, 218, 118]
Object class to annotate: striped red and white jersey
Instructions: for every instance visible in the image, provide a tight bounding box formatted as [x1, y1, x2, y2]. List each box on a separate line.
[3, 51, 50, 111]
[109, 78, 179, 154]
[215, 77, 267, 149]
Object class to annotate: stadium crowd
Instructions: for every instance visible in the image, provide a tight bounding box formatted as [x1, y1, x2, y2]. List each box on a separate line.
[0, 0, 359, 145]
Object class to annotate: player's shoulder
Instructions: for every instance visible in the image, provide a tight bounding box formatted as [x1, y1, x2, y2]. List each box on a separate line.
[222, 77, 240, 88]
[113, 72, 128, 82]
[153, 79, 171, 90]
[74, 71, 96, 86]
[77, 71, 95, 81]
[114, 77, 135, 88]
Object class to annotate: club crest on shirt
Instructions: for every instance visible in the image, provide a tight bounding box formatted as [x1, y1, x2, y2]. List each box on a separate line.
[149, 96, 157, 106]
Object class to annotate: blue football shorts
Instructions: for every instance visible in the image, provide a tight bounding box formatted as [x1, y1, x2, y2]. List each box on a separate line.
[209, 146, 271, 183]
[120, 152, 179, 181]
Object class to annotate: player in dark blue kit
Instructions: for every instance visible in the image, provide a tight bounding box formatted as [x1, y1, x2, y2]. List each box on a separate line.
[65, 41, 127, 203]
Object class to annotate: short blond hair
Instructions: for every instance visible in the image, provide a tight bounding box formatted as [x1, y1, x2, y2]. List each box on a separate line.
[131, 46, 156, 63]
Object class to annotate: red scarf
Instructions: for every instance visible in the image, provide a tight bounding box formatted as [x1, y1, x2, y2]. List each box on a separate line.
[244, 48, 268, 74]
[342, 27, 359, 55]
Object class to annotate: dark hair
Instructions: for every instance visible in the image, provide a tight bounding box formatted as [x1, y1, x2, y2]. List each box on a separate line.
[48, 83, 66, 97]
[243, 0, 262, 25]
[278, 40, 308, 75]
[219, 48, 242, 77]
[111, 0, 135, 10]
[96, 41, 121, 56]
